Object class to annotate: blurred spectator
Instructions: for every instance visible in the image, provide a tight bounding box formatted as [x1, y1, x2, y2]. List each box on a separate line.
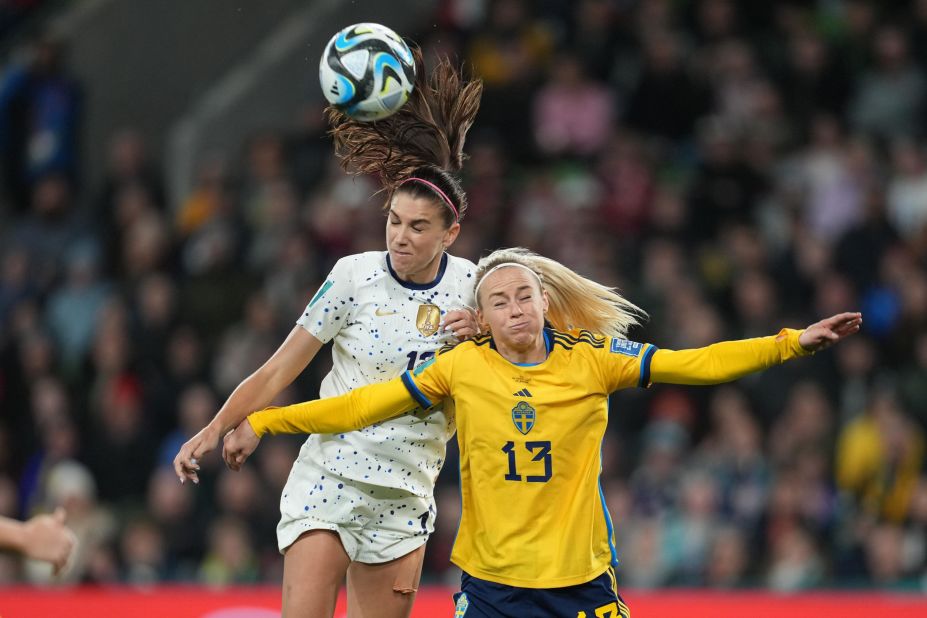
[766, 524, 824, 591]
[596, 133, 655, 239]
[697, 387, 769, 532]
[565, 0, 632, 83]
[119, 517, 167, 584]
[780, 115, 868, 243]
[769, 381, 835, 468]
[0, 34, 81, 211]
[865, 523, 920, 589]
[619, 518, 670, 589]
[662, 470, 722, 585]
[158, 382, 217, 468]
[630, 419, 688, 518]
[198, 516, 259, 585]
[834, 186, 899, 295]
[5, 173, 95, 291]
[624, 29, 711, 142]
[176, 154, 231, 238]
[18, 376, 80, 514]
[467, 0, 554, 158]
[705, 526, 750, 588]
[687, 117, 766, 242]
[0, 245, 35, 331]
[44, 242, 112, 375]
[146, 466, 203, 577]
[849, 25, 926, 140]
[777, 32, 852, 135]
[836, 388, 925, 523]
[898, 333, 927, 430]
[532, 51, 614, 158]
[211, 291, 279, 396]
[95, 128, 165, 218]
[885, 137, 927, 244]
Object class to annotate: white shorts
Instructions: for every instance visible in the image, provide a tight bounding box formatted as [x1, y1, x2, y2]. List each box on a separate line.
[277, 450, 435, 564]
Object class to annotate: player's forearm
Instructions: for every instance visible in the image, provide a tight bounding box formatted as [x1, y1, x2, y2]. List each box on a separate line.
[208, 370, 284, 434]
[248, 378, 418, 437]
[650, 328, 810, 385]
[208, 328, 325, 435]
[0, 516, 25, 553]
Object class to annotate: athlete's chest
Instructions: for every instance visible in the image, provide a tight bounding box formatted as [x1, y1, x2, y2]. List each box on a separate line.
[336, 279, 471, 371]
[453, 356, 609, 440]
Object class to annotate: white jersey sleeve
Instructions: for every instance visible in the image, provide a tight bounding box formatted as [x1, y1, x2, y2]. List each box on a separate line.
[297, 256, 357, 344]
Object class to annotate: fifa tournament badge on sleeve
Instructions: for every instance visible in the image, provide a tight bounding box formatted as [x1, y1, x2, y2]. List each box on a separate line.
[416, 304, 441, 337]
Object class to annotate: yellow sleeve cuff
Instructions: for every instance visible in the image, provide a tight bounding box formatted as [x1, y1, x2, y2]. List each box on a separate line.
[776, 328, 812, 358]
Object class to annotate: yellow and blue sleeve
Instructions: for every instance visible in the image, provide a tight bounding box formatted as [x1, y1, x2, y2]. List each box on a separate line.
[400, 348, 453, 409]
[247, 377, 418, 437]
[597, 338, 660, 392]
[649, 328, 810, 386]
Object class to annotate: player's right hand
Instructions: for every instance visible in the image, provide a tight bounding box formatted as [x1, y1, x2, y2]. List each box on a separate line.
[23, 507, 76, 575]
[222, 418, 261, 471]
[173, 424, 220, 484]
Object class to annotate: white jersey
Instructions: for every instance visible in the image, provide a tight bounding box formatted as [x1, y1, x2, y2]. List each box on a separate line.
[295, 250, 476, 497]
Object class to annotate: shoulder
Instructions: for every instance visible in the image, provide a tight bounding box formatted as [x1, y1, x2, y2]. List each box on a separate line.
[328, 252, 391, 285]
[436, 333, 492, 357]
[549, 328, 607, 352]
[333, 251, 386, 271]
[445, 254, 478, 276]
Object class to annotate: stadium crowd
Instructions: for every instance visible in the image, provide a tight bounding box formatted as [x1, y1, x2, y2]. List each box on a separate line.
[0, 0, 925, 592]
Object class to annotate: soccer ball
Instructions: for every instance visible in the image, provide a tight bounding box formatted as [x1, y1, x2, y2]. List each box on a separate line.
[319, 23, 416, 122]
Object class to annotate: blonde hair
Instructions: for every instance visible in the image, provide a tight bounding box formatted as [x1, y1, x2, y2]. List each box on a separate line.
[474, 248, 646, 338]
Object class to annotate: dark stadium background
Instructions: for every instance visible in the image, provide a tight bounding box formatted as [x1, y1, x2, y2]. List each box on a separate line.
[1, 0, 926, 615]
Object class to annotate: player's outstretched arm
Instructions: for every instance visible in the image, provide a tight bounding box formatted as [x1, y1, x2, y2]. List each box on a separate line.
[650, 312, 862, 386]
[223, 377, 420, 470]
[173, 326, 324, 484]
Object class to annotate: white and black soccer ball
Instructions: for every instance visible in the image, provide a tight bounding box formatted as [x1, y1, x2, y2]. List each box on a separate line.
[319, 23, 416, 122]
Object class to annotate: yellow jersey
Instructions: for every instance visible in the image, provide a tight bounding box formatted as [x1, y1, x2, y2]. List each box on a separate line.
[249, 326, 809, 588]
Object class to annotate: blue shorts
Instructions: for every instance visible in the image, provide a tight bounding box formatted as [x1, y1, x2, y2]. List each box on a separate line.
[452, 568, 631, 618]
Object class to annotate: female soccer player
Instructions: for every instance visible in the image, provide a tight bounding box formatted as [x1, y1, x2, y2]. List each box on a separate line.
[224, 247, 862, 618]
[173, 54, 483, 618]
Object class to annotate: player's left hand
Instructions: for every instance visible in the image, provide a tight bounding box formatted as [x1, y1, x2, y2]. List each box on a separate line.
[798, 312, 862, 352]
[222, 418, 262, 471]
[442, 307, 480, 341]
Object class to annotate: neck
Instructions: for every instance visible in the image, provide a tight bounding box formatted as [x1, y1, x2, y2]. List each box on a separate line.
[395, 252, 443, 284]
[496, 332, 547, 365]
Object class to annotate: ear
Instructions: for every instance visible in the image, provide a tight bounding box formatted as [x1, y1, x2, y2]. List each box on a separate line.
[442, 222, 461, 248]
[475, 305, 492, 332]
[541, 289, 550, 314]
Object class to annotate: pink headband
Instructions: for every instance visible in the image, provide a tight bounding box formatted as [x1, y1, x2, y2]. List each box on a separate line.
[398, 177, 459, 221]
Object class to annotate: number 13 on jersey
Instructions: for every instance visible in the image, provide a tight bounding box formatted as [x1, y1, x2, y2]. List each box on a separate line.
[502, 440, 552, 482]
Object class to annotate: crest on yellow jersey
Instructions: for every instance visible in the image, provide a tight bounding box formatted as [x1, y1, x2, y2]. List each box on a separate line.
[416, 304, 441, 337]
[512, 401, 536, 435]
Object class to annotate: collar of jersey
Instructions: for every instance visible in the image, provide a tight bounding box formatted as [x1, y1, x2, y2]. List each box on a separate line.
[386, 252, 448, 290]
[492, 328, 553, 367]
